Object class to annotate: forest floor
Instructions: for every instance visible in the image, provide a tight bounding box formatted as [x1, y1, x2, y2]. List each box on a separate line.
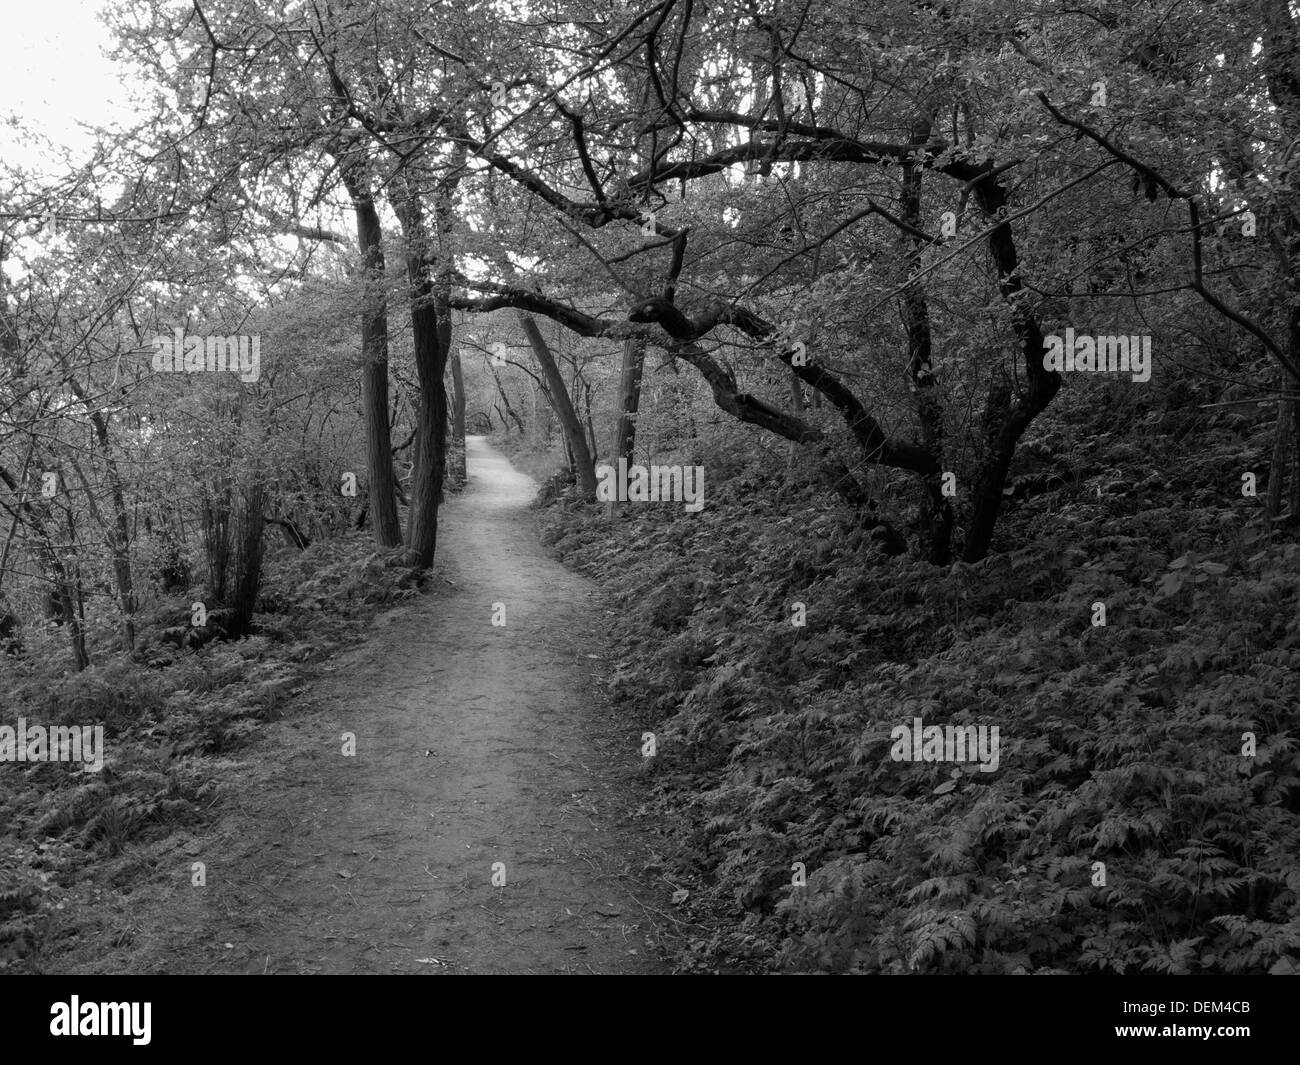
[50, 436, 670, 974]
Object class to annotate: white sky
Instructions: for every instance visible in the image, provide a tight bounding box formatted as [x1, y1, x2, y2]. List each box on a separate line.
[0, 0, 134, 170]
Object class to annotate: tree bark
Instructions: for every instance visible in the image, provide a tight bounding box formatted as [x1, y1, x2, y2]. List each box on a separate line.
[517, 312, 598, 498]
[490, 364, 525, 432]
[397, 184, 454, 569]
[448, 347, 468, 486]
[613, 337, 645, 463]
[581, 375, 598, 462]
[1269, 378, 1291, 524]
[404, 278, 448, 569]
[960, 168, 1061, 562]
[899, 115, 954, 564]
[65, 377, 137, 650]
[341, 168, 403, 549]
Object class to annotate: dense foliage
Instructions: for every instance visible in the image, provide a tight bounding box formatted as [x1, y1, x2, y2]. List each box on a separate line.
[539, 384, 1300, 974]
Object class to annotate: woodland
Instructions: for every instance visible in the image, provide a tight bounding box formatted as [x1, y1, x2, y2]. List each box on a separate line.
[2, 0, 1300, 975]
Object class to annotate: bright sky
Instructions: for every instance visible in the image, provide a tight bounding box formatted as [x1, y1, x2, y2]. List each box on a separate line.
[0, 0, 135, 170]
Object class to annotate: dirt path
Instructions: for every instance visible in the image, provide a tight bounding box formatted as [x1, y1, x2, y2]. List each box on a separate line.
[75, 437, 668, 974]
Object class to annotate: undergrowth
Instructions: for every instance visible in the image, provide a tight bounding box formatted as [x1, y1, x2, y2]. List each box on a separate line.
[536, 413, 1300, 974]
[0, 534, 420, 971]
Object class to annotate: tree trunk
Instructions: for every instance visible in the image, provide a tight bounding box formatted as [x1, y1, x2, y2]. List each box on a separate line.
[517, 312, 597, 499]
[62, 580, 88, 670]
[398, 183, 454, 570]
[229, 482, 266, 639]
[961, 177, 1061, 560]
[200, 455, 235, 606]
[613, 337, 645, 464]
[787, 374, 805, 472]
[269, 515, 311, 549]
[156, 505, 190, 591]
[899, 119, 953, 564]
[448, 347, 468, 486]
[65, 380, 137, 650]
[341, 168, 403, 549]
[1269, 379, 1292, 524]
[489, 364, 524, 433]
[404, 293, 448, 569]
[582, 377, 598, 462]
[60, 507, 89, 669]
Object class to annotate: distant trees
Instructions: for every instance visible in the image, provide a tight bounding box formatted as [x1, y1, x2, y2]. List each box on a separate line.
[4, 0, 1300, 670]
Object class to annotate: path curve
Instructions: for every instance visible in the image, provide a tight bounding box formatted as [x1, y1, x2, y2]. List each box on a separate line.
[87, 436, 666, 974]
